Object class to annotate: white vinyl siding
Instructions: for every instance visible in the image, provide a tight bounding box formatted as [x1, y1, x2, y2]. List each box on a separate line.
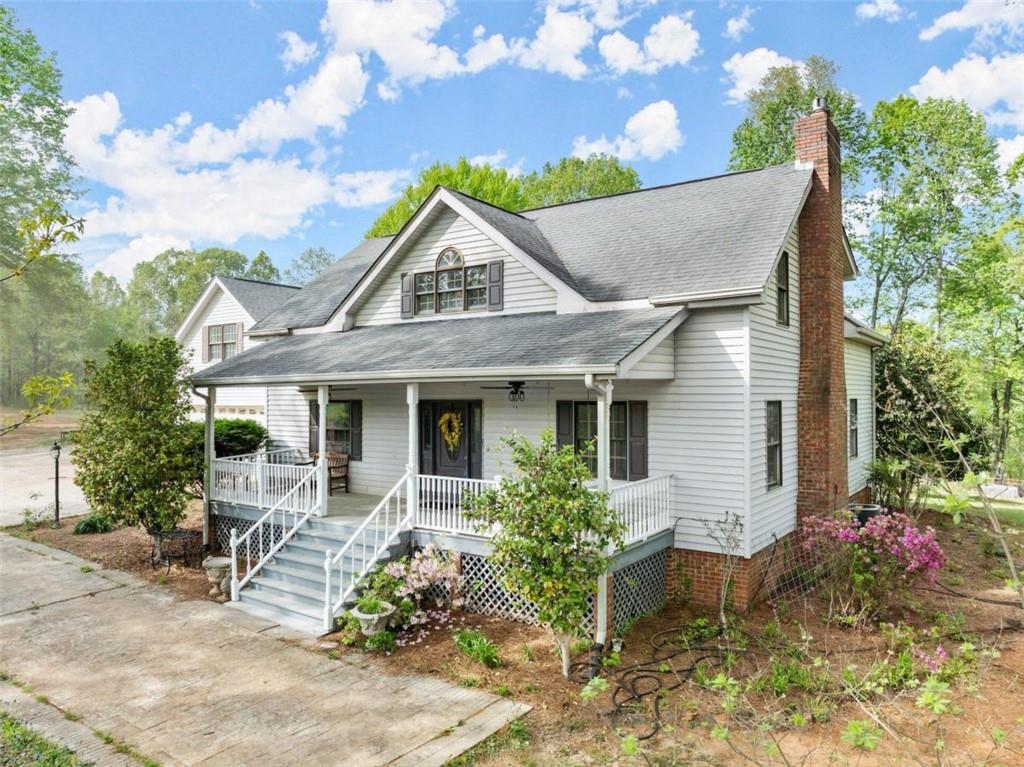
[262, 309, 748, 552]
[622, 334, 675, 379]
[845, 340, 875, 496]
[182, 287, 266, 423]
[353, 206, 556, 326]
[749, 223, 800, 554]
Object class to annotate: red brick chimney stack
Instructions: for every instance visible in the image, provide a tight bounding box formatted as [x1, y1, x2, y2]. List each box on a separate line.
[795, 96, 849, 519]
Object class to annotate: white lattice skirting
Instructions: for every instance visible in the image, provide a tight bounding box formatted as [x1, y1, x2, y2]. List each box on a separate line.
[612, 549, 668, 633]
[212, 514, 284, 558]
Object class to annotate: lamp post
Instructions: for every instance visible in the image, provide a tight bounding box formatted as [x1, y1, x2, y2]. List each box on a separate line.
[49, 441, 61, 528]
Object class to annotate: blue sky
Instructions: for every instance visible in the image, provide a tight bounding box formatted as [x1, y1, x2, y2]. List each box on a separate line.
[11, 0, 1024, 282]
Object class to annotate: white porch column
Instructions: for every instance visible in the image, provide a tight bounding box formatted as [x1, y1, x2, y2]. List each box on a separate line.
[590, 377, 614, 649]
[317, 384, 328, 517]
[596, 379, 614, 492]
[406, 383, 419, 525]
[203, 387, 216, 547]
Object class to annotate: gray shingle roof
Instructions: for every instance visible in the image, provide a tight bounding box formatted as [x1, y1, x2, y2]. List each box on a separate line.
[217, 276, 300, 321]
[193, 308, 681, 384]
[522, 163, 812, 302]
[447, 190, 579, 291]
[249, 237, 394, 332]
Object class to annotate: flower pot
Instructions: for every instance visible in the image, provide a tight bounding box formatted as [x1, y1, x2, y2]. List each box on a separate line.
[350, 601, 396, 636]
[849, 503, 884, 528]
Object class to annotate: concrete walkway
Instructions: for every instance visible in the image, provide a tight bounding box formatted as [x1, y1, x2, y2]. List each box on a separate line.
[0, 536, 528, 766]
[0, 447, 90, 526]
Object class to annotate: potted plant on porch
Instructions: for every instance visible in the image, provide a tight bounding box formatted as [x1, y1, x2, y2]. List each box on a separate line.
[350, 593, 396, 636]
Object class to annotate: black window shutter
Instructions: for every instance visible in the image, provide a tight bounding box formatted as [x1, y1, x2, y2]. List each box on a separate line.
[555, 400, 573, 449]
[400, 272, 414, 319]
[308, 400, 318, 455]
[628, 401, 648, 481]
[486, 260, 503, 312]
[349, 400, 362, 461]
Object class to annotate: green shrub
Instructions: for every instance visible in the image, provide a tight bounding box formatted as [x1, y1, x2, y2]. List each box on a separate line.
[454, 628, 502, 668]
[364, 630, 396, 652]
[356, 594, 383, 614]
[73, 513, 115, 535]
[185, 418, 269, 495]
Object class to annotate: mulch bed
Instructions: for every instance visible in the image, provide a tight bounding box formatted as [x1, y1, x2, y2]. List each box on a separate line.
[7, 504, 213, 602]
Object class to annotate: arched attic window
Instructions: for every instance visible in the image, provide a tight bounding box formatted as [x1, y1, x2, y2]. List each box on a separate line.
[412, 247, 488, 314]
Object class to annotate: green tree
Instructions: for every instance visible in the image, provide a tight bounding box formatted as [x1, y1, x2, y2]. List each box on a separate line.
[521, 155, 641, 208]
[875, 322, 989, 479]
[245, 250, 281, 283]
[0, 7, 76, 275]
[73, 338, 194, 551]
[728, 55, 869, 185]
[945, 217, 1024, 473]
[125, 247, 249, 334]
[284, 246, 337, 286]
[858, 97, 1003, 332]
[465, 431, 625, 676]
[366, 158, 528, 238]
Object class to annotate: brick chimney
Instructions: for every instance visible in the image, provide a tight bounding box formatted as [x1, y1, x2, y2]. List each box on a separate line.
[795, 96, 848, 518]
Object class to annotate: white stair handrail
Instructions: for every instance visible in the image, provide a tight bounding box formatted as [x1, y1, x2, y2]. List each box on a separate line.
[323, 469, 412, 632]
[230, 463, 319, 600]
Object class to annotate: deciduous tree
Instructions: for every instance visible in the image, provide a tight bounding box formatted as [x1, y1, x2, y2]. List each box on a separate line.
[522, 155, 640, 208]
[466, 431, 625, 677]
[283, 246, 336, 286]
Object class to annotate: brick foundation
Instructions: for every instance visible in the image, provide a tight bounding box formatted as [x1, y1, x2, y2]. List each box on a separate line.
[667, 488, 873, 612]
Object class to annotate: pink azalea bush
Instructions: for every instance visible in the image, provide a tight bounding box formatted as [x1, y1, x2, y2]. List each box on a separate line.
[800, 511, 946, 623]
[365, 544, 460, 631]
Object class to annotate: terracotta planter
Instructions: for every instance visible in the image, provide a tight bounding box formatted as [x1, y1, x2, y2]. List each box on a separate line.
[350, 601, 396, 636]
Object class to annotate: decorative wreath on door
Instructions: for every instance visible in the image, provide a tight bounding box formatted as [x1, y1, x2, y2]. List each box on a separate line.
[438, 411, 463, 456]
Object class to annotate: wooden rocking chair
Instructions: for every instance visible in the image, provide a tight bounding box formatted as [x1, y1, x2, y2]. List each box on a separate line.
[312, 452, 350, 495]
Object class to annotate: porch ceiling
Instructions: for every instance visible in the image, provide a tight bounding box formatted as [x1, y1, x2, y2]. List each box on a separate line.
[192, 308, 683, 386]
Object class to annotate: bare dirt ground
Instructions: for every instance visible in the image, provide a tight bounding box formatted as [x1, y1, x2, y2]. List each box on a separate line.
[0, 406, 80, 452]
[330, 510, 1024, 766]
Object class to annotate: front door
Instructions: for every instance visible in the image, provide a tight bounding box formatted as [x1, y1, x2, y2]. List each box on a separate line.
[420, 401, 482, 479]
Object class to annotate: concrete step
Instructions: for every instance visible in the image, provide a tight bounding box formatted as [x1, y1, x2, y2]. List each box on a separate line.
[250, 578, 324, 610]
[240, 585, 322, 624]
[289, 533, 408, 560]
[226, 597, 323, 635]
[260, 562, 326, 591]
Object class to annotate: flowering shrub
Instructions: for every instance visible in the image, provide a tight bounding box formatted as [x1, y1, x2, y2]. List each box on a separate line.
[800, 511, 946, 623]
[363, 544, 460, 633]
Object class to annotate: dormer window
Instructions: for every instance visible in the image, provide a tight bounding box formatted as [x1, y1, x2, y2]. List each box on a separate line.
[401, 248, 503, 319]
[413, 248, 487, 315]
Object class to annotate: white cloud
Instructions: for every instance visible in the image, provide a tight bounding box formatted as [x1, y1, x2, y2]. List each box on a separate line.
[617, 86, 633, 99]
[579, 0, 656, 30]
[93, 235, 191, 283]
[724, 6, 755, 41]
[572, 100, 682, 161]
[722, 47, 797, 103]
[464, 29, 513, 74]
[919, 0, 1024, 42]
[910, 52, 1024, 128]
[468, 149, 525, 176]
[513, 3, 595, 79]
[997, 135, 1024, 173]
[321, 0, 467, 98]
[855, 0, 905, 23]
[599, 12, 701, 74]
[278, 30, 318, 71]
[332, 170, 412, 207]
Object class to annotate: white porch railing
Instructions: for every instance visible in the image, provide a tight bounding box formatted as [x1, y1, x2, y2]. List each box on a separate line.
[211, 450, 313, 511]
[416, 474, 496, 535]
[610, 474, 674, 545]
[230, 463, 320, 599]
[324, 470, 413, 632]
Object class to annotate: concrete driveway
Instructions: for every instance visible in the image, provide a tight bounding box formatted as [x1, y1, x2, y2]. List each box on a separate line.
[0, 536, 528, 766]
[0, 447, 89, 526]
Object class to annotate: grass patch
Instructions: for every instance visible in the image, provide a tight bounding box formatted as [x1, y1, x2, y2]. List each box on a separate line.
[445, 719, 531, 766]
[0, 711, 85, 766]
[453, 629, 502, 668]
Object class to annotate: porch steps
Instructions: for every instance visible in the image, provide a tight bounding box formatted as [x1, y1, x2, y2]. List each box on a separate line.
[229, 519, 412, 636]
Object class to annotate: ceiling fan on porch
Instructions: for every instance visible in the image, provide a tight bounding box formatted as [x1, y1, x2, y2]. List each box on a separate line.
[479, 381, 548, 406]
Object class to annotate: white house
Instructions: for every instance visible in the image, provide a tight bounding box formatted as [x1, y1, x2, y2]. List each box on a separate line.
[192, 99, 884, 636]
[176, 275, 300, 425]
